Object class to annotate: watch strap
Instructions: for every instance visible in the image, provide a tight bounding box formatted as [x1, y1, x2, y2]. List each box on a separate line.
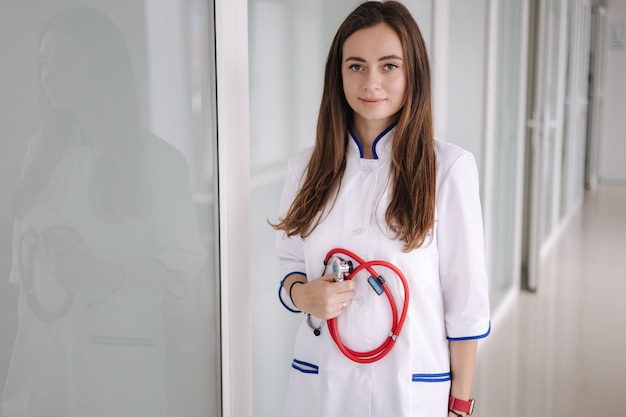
[448, 395, 475, 415]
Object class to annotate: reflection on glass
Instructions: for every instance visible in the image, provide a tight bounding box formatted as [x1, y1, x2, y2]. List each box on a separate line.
[1, 7, 207, 417]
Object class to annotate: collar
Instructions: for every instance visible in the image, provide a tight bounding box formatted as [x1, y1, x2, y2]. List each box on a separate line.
[348, 123, 396, 160]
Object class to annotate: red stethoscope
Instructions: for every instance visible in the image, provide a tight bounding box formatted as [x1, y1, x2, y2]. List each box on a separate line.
[18, 225, 82, 321]
[313, 248, 410, 364]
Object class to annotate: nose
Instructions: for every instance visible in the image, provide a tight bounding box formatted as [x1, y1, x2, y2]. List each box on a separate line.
[363, 70, 382, 91]
[41, 63, 60, 91]
[41, 66, 54, 90]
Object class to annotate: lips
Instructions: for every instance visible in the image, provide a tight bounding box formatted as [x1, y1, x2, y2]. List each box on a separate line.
[359, 97, 386, 105]
[45, 88, 61, 96]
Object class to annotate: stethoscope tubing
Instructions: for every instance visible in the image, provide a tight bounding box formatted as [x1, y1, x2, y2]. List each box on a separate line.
[18, 225, 81, 321]
[324, 248, 410, 364]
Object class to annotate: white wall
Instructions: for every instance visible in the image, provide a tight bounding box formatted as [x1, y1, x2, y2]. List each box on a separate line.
[601, 0, 626, 182]
[444, 0, 489, 170]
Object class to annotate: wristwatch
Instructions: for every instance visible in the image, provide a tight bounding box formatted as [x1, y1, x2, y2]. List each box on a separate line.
[448, 395, 475, 415]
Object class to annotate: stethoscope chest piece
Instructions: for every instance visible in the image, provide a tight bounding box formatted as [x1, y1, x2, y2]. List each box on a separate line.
[331, 257, 353, 282]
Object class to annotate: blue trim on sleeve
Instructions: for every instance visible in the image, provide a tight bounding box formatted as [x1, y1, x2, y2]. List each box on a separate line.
[280, 271, 307, 286]
[278, 285, 301, 313]
[411, 372, 451, 382]
[278, 272, 307, 314]
[447, 322, 491, 341]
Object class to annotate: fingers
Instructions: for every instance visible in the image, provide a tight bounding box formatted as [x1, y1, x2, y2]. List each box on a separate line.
[319, 273, 355, 300]
[327, 298, 352, 319]
[299, 274, 355, 319]
[320, 273, 355, 292]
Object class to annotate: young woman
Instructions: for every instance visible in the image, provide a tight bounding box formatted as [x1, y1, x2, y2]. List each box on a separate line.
[272, 2, 490, 416]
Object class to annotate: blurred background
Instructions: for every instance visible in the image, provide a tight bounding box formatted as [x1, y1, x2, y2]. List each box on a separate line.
[0, 0, 624, 416]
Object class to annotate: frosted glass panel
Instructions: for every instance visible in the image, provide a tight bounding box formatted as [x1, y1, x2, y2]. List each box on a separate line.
[0, 2, 220, 416]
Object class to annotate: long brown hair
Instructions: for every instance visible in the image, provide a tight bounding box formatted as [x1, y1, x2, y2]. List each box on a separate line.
[273, 0, 436, 251]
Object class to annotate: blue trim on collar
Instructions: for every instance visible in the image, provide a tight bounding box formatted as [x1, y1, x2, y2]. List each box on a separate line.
[348, 127, 365, 158]
[349, 122, 397, 159]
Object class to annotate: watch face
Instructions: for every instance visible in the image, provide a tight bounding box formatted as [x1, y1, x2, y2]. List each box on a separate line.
[468, 399, 475, 414]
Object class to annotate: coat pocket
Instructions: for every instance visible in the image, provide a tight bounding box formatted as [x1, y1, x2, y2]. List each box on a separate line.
[411, 372, 450, 382]
[282, 321, 322, 417]
[291, 358, 319, 374]
[408, 371, 450, 416]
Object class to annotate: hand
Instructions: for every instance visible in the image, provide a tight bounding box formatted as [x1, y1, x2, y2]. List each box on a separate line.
[46, 250, 93, 291]
[46, 249, 120, 292]
[291, 273, 355, 320]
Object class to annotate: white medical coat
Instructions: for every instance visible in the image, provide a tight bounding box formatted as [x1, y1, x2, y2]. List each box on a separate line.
[276, 127, 490, 417]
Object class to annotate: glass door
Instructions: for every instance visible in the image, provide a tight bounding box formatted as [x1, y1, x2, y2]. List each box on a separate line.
[0, 1, 221, 416]
[523, 0, 569, 291]
[585, 5, 608, 190]
[560, 0, 592, 219]
[488, 0, 525, 308]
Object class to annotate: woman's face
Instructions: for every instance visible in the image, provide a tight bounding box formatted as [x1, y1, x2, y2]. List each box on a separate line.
[40, 30, 90, 113]
[341, 23, 407, 133]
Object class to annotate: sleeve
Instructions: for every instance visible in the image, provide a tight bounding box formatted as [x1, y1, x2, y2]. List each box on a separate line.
[437, 151, 491, 340]
[147, 143, 207, 298]
[9, 221, 23, 286]
[275, 155, 308, 313]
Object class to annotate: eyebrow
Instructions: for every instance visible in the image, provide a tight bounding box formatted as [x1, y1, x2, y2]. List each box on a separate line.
[344, 55, 404, 62]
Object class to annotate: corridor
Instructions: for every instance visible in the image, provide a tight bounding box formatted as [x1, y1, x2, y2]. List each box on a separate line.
[476, 184, 626, 416]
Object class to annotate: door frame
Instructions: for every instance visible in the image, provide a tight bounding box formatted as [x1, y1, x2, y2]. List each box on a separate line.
[215, 0, 253, 416]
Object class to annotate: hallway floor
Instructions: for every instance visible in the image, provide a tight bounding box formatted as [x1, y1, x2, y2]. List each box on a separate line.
[474, 183, 626, 417]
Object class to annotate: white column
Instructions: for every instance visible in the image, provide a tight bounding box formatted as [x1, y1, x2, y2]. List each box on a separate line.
[215, 0, 253, 416]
